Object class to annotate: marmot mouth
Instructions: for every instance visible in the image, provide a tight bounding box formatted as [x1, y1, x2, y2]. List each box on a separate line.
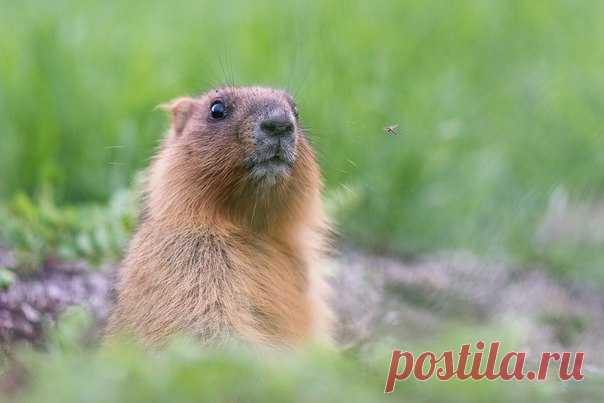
[264, 155, 288, 164]
[256, 155, 291, 170]
[247, 153, 294, 184]
[252, 147, 295, 166]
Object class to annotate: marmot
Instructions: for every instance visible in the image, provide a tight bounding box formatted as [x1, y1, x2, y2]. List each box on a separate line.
[107, 86, 332, 348]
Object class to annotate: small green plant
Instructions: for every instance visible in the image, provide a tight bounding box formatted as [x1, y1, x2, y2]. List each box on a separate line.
[0, 185, 138, 272]
[0, 267, 16, 290]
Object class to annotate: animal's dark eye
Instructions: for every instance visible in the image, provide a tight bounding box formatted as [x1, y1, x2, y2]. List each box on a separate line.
[210, 100, 226, 120]
[292, 104, 299, 119]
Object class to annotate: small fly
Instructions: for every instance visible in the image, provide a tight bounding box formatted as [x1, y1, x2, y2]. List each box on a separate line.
[384, 124, 399, 136]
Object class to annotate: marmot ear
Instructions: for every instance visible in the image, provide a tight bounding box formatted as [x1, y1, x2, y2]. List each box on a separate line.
[158, 97, 197, 136]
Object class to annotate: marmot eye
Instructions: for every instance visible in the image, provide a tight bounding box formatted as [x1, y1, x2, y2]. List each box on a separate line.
[292, 104, 299, 119]
[210, 100, 226, 119]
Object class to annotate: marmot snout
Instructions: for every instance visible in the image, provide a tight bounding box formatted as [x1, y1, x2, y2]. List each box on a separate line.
[107, 86, 332, 348]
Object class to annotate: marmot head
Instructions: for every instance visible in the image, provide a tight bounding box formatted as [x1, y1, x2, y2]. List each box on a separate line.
[150, 86, 321, 229]
[165, 86, 303, 185]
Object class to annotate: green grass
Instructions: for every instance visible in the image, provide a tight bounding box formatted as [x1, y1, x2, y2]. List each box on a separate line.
[1, 0, 604, 281]
[5, 308, 594, 403]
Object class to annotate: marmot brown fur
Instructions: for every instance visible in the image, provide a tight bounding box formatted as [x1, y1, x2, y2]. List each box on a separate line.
[107, 86, 332, 348]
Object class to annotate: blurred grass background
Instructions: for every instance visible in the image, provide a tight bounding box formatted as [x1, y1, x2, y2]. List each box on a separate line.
[2, 0, 604, 285]
[1, 0, 604, 400]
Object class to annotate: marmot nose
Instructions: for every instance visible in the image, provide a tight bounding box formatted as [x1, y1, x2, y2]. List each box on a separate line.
[260, 115, 294, 137]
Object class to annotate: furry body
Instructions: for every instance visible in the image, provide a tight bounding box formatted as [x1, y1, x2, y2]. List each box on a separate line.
[107, 87, 331, 347]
